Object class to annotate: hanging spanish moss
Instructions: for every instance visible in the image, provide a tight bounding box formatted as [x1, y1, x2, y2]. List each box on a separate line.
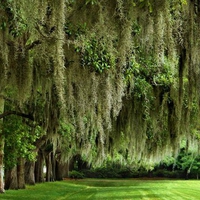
[1, 0, 200, 170]
[56, 0, 200, 167]
[48, 0, 66, 107]
[0, 6, 8, 93]
[0, 0, 66, 159]
[0, 32, 8, 93]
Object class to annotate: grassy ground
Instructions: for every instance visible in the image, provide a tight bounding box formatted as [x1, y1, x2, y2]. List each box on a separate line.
[1, 179, 200, 200]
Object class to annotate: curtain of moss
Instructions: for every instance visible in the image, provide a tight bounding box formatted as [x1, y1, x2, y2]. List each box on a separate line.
[1, 0, 200, 168]
[61, 0, 200, 166]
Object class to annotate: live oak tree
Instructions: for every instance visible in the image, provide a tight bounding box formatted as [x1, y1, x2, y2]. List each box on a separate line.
[1, 0, 200, 193]
[0, 0, 66, 192]
[61, 0, 200, 166]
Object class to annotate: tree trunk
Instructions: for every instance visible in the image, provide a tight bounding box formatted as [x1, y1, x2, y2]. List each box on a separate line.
[5, 166, 18, 190]
[52, 153, 56, 181]
[25, 161, 35, 185]
[45, 152, 53, 182]
[55, 160, 69, 180]
[0, 97, 5, 193]
[35, 149, 44, 183]
[17, 158, 25, 189]
[185, 169, 190, 180]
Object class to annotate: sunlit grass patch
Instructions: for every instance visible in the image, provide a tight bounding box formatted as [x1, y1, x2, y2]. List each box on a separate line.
[2, 179, 200, 200]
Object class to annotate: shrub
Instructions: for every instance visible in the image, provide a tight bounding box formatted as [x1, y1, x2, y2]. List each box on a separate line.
[69, 170, 85, 179]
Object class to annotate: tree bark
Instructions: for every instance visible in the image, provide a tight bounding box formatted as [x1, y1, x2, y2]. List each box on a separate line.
[45, 152, 53, 182]
[0, 154, 4, 193]
[0, 97, 5, 193]
[55, 160, 69, 180]
[5, 166, 18, 190]
[35, 149, 44, 183]
[25, 161, 35, 185]
[17, 158, 25, 189]
[52, 153, 56, 181]
[0, 111, 34, 120]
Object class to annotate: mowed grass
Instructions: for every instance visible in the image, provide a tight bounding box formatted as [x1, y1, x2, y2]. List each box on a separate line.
[1, 178, 200, 200]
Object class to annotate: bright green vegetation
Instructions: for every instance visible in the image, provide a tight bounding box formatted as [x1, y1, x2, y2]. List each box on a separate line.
[2, 179, 200, 200]
[1, 0, 200, 193]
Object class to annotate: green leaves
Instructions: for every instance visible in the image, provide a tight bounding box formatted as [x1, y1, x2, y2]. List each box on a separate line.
[132, 0, 153, 13]
[180, 0, 187, 5]
[77, 38, 112, 73]
[58, 121, 74, 137]
[85, 0, 98, 5]
[0, 21, 6, 30]
[64, 22, 87, 38]
[1, 1, 28, 37]
[4, 114, 40, 169]
[125, 52, 177, 90]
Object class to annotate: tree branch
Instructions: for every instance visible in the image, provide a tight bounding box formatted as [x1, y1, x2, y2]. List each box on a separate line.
[0, 111, 34, 120]
[26, 40, 42, 50]
[35, 23, 50, 39]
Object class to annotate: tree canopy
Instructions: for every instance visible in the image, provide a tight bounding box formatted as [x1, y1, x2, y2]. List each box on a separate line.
[0, 0, 200, 192]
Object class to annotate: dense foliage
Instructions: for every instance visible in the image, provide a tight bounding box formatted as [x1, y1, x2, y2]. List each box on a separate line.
[0, 0, 200, 192]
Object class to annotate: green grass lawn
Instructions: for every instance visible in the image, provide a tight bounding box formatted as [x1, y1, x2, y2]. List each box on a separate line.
[1, 179, 200, 200]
